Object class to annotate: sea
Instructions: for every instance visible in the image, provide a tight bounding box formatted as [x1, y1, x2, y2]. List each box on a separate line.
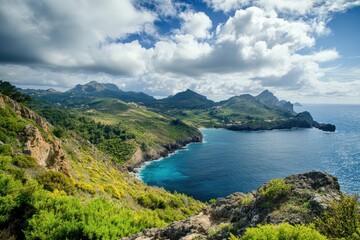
[139, 105, 360, 201]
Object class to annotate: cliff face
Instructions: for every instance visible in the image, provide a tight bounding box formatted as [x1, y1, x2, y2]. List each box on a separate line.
[0, 94, 70, 175]
[126, 134, 203, 171]
[124, 171, 341, 240]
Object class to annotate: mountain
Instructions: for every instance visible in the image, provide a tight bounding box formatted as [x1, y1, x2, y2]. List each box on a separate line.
[66, 81, 156, 103]
[22, 81, 327, 130]
[294, 102, 303, 106]
[256, 89, 294, 112]
[68, 80, 120, 93]
[151, 89, 215, 110]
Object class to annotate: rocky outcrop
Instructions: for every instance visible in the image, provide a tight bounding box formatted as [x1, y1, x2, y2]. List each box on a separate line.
[1, 94, 70, 176]
[0, 95, 5, 109]
[24, 124, 70, 176]
[228, 111, 336, 132]
[2, 95, 50, 132]
[124, 171, 341, 240]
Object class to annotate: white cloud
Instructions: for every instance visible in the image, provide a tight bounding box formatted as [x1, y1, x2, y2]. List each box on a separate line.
[204, 0, 360, 17]
[0, 0, 156, 75]
[179, 11, 213, 39]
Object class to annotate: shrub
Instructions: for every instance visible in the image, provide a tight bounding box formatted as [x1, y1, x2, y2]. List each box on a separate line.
[12, 155, 37, 168]
[52, 127, 66, 138]
[104, 184, 123, 199]
[0, 144, 12, 156]
[36, 171, 75, 194]
[232, 223, 326, 240]
[315, 194, 360, 240]
[137, 193, 168, 210]
[75, 182, 95, 194]
[240, 194, 254, 206]
[259, 178, 291, 200]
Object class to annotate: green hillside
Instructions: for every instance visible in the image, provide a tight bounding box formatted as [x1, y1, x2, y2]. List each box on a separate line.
[0, 89, 204, 239]
[29, 96, 202, 168]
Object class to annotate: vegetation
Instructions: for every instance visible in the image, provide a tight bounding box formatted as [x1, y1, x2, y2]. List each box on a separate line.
[230, 223, 326, 240]
[315, 194, 360, 240]
[259, 178, 292, 200]
[0, 80, 31, 104]
[0, 87, 204, 239]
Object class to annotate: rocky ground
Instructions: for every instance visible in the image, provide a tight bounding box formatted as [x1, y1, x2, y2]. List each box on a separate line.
[123, 171, 341, 240]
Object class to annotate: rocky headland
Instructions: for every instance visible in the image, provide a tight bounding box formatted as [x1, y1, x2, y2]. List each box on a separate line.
[227, 111, 336, 132]
[124, 171, 342, 240]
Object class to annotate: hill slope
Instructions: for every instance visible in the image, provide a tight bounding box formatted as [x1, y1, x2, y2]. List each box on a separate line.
[0, 92, 204, 239]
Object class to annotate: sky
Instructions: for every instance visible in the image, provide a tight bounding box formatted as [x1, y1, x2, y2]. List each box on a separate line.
[0, 0, 360, 103]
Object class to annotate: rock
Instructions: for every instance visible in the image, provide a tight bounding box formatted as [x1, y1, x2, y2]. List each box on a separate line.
[24, 124, 70, 176]
[0, 95, 5, 109]
[24, 124, 51, 167]
[123, 171, 342, 240]
[2, 95, 50, 132]
[316, 123, 336, 132]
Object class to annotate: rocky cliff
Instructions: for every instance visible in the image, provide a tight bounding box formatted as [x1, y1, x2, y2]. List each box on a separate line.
[0, 94, 70, 175]
[126, 134, 203, 171]
[124, 171, 341, 240]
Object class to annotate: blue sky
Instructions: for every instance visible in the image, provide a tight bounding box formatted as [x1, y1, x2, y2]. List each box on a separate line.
[0, 0, 359, 103]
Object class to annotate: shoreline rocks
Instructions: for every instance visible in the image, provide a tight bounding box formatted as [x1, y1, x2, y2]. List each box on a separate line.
[123, 171, 341, 240]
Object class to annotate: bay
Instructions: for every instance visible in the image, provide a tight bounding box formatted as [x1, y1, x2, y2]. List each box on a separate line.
[140, 105, 360, 201]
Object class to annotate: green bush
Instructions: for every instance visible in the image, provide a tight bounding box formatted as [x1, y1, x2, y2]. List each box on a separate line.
[0, 144, 12, 156]
[36, 171, 75, 194]
[25, 190, 166, 240]
[315, 194, 360, 240]
[231, 223, 326, 240]
[0, 174, 23, 224]
[259, 178, 291, 200]
[12, 155, 38, 168]
[137, 193, 168, 210]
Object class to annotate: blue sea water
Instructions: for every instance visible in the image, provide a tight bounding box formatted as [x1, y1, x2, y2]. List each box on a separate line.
[140, 105, 360, 201]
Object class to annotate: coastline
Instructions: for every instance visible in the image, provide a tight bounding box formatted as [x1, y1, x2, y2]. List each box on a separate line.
[131, 143, 193, 181]
[125, 131, 203, 176]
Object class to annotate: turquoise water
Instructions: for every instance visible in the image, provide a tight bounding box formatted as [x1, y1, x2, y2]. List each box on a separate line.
[140, 105, 360, 201]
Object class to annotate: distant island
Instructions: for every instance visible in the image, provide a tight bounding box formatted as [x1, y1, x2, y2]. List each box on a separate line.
[293, 102, 303, 106]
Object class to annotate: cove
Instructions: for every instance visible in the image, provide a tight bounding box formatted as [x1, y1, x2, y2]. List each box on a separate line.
[139, 105, 360, 201]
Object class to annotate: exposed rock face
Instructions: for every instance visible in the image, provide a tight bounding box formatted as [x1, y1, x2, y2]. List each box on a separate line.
[0, 95, 5, 109]
[124, 171, 341, 240]
[24, 124, 70, 176]
[24, 124, 51, 166]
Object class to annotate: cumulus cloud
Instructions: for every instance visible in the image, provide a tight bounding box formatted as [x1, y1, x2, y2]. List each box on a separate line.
[179, 11, 213, 39]
[0, 0, 155, 75]
[0, 0, 359, 102]
[204, 0, 360, 16]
